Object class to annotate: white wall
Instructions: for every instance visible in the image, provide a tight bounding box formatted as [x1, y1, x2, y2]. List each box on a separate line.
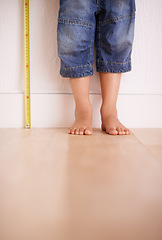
[0, 0, 162, 128]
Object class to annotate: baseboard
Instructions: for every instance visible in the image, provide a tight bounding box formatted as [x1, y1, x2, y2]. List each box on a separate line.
[0, 93, 162, 128]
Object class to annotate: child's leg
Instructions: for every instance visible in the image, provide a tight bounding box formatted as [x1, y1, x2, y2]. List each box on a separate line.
[57, 1, 96, 135]
[68, 76, 93, 135]
[95, 0, 136, 135]
[100, 72, 130, 135]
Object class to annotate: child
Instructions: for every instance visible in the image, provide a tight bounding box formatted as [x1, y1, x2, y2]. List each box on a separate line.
[57, 0, 136, 135]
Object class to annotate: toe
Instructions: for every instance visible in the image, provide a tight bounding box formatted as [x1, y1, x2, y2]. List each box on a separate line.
[125, 128, 130, 135]
[117, 127, 124, 135]
[74, 128, 80, 135]
[71, 128, 76, 135]
[108, 128, 118, 135]
[68, 128, 71, 134]
[121, 128, 126, 135]
[84, 127, 92, 135]
[79, 127, 84, 135]
[116, 127, 120, 134]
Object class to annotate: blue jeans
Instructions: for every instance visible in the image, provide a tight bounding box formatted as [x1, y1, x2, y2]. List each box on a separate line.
[57, 0, 136, 78]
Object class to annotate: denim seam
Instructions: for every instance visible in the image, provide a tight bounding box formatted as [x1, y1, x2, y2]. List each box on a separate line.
[90, 40, 92, 65]
[96, 60, 131, 65]
[58, 18, 95, 28]
[61, 64, 93, 70]
[61, 72, 93, 78]
[98, 14, 101, 63]
[100, 12, 136, 26]
[96, 68, 131, 73]
[97, 0, 100, 6]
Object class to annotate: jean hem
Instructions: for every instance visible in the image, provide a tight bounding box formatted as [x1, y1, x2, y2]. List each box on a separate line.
[60, 65, 93, 78]
[96, 61, 132, 73]
[96, 68, 132, 73]
[60, 72, 93, 78]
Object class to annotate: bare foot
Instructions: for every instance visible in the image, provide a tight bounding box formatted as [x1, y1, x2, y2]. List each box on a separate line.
[68, 102, 93, 135]
[100, 106, 131, 135]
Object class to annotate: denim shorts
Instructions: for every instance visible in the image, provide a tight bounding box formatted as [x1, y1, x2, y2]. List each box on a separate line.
[57, 0, 136, 78]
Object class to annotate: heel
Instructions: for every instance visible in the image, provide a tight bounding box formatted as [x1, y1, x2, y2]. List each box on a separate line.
[101, 124, 106, 131]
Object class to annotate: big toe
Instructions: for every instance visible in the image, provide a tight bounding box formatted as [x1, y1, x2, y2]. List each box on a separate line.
[107, 128, 118, 135]
[84, 127, 92, 135]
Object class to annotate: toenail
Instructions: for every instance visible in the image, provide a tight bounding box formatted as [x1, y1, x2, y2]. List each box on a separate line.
[111, 130, 117, 133]
[86, 130, 91, 134]
[110, 128, 116, 132]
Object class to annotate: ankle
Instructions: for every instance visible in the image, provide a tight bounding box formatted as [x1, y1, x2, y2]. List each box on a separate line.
[75, 99, 91, 109]
[75, 100, 92, 115]
[100, 104, 117, 116]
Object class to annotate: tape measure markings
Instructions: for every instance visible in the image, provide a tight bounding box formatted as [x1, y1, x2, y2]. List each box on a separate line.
[24, 0, 31, 128]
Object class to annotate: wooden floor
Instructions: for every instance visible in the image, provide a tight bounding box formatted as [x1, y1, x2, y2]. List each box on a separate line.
[0, 128, 162, 240]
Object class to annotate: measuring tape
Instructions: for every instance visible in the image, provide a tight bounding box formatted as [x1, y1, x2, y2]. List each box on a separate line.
[24, 0, 31, 129]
